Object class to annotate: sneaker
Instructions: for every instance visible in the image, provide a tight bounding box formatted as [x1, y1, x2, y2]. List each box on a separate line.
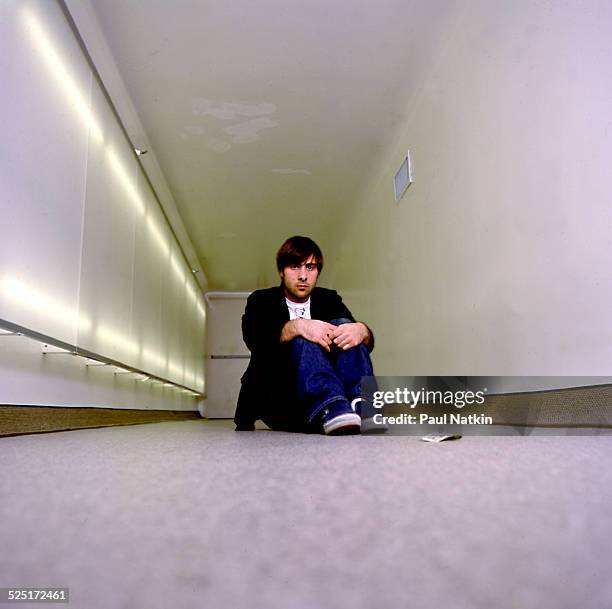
[351, 398, 388, 435]
[350, 397, 368, 417]
[320, 402, 361, 435]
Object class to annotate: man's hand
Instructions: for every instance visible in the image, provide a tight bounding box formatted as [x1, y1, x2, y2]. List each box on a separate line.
[281, 319, 370, 352]
[330, 322, 369, 350]
[298, 319, 338, 352]
[280, 319, 338, 351]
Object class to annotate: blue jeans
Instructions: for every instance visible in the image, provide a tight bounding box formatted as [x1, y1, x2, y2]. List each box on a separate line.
[262, 318, 373, 432]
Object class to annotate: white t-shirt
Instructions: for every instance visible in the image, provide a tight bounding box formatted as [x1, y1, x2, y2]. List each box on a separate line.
[285, 297, 311, 320]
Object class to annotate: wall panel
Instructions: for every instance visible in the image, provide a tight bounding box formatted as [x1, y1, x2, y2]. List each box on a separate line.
[132, 179, 167, 378]
[0, 0, 91, 345]
[0, 0, 206, 407]
[162, 245, 186, 385]
[77, 81, 139, 366]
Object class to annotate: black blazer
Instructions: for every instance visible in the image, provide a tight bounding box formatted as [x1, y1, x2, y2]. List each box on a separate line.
[234, 284, 374, 430]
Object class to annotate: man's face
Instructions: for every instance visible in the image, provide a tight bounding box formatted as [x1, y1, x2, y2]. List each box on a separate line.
[280, 254, 319, 303]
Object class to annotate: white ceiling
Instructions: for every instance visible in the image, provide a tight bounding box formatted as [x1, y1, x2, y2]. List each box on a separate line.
[88, 0, 452, 290]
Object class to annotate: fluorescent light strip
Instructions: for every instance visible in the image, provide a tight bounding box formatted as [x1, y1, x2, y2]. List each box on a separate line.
[185, 281, 206, 320]
[0, 275, 91, 332]
[41, 344, 74, 354]
[168, 361, 184, 378]
[106, 148, 145, 215]
[22, 8, 103, 143]
[85, 358, 107, 367]
[170, 256, 185, 283]
[142, 348, 166, 370]
[0, 283, 202, 390]
[22, 10, 158, 225]
[97, 324, 139, 355]
[146, 215, 170, 258]
[0, 275, 203, 391]
[186, 282, 196, 302]
[19, 10, 207, 375]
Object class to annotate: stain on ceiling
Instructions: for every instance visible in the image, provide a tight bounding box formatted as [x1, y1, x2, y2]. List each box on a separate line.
[88, 0, 453, 289]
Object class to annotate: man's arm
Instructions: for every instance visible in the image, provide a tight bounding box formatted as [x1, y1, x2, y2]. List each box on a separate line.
[357, 322, 374, 350]
[330, 321, 373, 351]
[242, 291, 286, 356]
[324, 290, 375, 352]
[280, 318, 338, 352]
[236, 290, 284, 432]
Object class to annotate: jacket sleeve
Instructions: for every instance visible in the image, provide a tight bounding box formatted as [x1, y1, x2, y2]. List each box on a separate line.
[241, 291, 286, 356]
[234, 290, 286, 431]
[327, 290, 355, 322]
[234, 383, 256, 431]
[328, 290, 375, 353]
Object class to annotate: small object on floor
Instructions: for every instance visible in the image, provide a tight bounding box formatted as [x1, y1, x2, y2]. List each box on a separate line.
[420, 434, 462, 442]
[321, 402, 361, 435]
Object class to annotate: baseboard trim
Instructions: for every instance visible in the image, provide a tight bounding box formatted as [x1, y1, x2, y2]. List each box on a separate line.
[0, 405, 201, 438]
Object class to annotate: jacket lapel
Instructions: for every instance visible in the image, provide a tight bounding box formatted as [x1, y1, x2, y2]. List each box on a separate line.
[309, 288, 321, 320]
[277, 284, 290, 322]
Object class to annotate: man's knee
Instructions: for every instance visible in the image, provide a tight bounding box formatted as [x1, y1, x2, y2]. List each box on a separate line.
[330, 317, 352, 326]
[290, 336, 327, 355]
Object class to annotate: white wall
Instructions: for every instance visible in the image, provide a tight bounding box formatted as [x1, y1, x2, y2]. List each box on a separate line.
[0, 0, 205, 409]
[329, 0, 612, 377]
[203, 294, 251, 418]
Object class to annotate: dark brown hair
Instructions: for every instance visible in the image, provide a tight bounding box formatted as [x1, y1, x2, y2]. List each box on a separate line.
[276, 236, 324, 273]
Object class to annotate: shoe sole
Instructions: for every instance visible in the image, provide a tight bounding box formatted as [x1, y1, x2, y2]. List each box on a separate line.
[323, 413, 361, 435]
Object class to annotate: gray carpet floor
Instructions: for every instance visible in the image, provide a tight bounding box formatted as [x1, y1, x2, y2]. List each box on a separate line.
[1, 420, 611, 609]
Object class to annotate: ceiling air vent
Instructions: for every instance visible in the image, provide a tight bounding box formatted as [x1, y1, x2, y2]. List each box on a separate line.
[393, 152, 413, 202]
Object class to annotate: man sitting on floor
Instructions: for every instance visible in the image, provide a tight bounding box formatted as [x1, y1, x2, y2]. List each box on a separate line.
[234, 235, 375, 435]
